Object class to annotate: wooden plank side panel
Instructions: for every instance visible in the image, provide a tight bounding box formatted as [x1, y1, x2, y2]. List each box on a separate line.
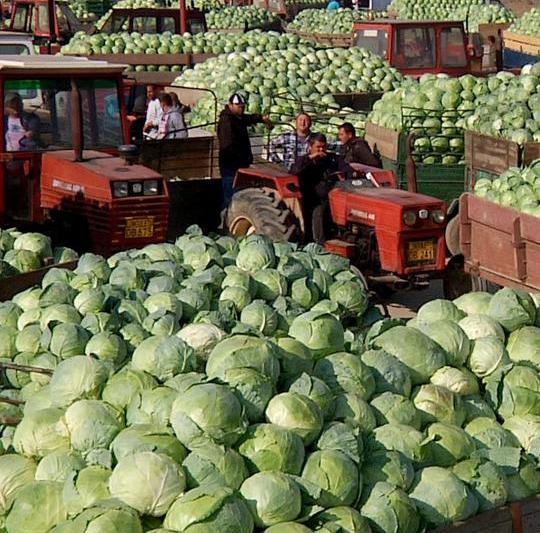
[434, 506, 513, 533]
[465, 131, 520, 175]
[522, 495, 540, 533]
[503, 31, 540, 56]
[365, 122, 400, 162]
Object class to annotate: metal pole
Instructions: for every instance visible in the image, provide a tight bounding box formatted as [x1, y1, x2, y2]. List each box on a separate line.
[70, 78, 84, 162]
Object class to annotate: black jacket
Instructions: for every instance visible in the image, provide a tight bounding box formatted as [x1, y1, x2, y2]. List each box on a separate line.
[340, 138, 382, 168]
[217, 106, 262, 170]
[291, 153, 354, 209]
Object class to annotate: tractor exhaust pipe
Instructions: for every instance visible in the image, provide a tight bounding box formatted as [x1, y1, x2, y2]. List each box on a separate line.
[70, 79, 83, 162]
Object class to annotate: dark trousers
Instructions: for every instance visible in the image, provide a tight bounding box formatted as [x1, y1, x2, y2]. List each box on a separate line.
[220, 164, 238, 208]
[306, 201, 330, 244]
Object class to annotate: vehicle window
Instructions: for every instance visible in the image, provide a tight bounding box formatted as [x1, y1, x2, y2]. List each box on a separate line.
[11, 4, 29, 31]
[188, 19, 205, 34]
[441, 27, 468, 67]
[393, 27, 436, 69]
[3, 78, 123, 152]
[356, 29, 388, 58]
[133, 16, 157, 33]
[37, 5, 49, 33]
[161, 16, 177, 33]
[0, 44, 31, 55]
[111, 14, 129, 32]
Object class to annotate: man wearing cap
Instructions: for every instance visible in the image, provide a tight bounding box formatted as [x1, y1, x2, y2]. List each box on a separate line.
[217, 93, 272, 206]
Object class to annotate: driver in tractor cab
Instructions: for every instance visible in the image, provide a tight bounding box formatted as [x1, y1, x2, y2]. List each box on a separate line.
[291, 133, 355, 245]
[337, 122, 382, 168]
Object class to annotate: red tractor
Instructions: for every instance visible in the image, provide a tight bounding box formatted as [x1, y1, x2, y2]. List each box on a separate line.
[227, 164, 447, 289]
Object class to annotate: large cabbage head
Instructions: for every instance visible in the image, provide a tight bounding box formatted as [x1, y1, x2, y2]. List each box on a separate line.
[409, 467, 478, 527]
[467, 336, 509, 378]
[101, 368, 157, 410]
[238, 423, 305, 475]
[206, 335, 280, 383]
[289, 373, 334, 420]
[265, 392, 323, 445]
[360, 481, 419, 533]
[453, 292, 492, 315]
[413, 384, 466, 427]
[458, 314, 505, 341]
[417, 320, 471, 367]
[35, 450, 85, 482]
[170, 383, 248, 448]
[310, 507, 369, 533]
[48, 356, 110, 408]
[132, 335, 196, 382]
[275, 337, 314, 386]
[14, 232, 52, 259]
[0, 454, 36, 515]
[182, 442, 248, 490]
[236, 239, 276, 272]
[50, 505, 142, 533]
[126, 387, 177, 427]
[430, 366, 479, 396]
[361, 449, 414, 492]
[301, 450, 360, 508]
[370, 392, 421, 429]
[453, 458, 508, 512]
[289, 311, 344, 359]
[424, 422, 476, 467]
[328, 279, 369, 316]
[372, 326, 446, 385]
[240, 471, 301, 528]
[6, 480, 67, 533]
[177, 323, 225, 366]
[360, 349, 412, 397]
[488, 288, 536, 331]
[164, 486, 254, 533]
[484, 364, 540, 419]
[506, 326, 540, 369]
[109, 451, 185, 516]
[316, 421, 363, 464]
[503, 414, 540, 458]
[465, 417, 520, 449]
[417, 299, 464, 323]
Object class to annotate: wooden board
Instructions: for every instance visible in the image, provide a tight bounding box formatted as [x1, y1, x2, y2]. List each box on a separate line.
[503, 30, 540, 56]
[433, 505, 513, 533]
[465, 131, 521, 175]
[460, 193, 540, 292]
[65, 52, 192, 66]
[365, 122, 400, 162]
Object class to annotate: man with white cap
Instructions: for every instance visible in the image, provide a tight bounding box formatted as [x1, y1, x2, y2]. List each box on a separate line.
[217, 93, 272, 207]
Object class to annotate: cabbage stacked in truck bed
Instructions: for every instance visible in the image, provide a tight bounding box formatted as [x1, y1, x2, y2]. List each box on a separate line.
[0, 226, 538, 532]
[287, 8, 385, 34]
[508, 8, 540, 38]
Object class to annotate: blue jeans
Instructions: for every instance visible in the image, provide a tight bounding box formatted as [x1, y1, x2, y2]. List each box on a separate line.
[220, 166, 237, 208]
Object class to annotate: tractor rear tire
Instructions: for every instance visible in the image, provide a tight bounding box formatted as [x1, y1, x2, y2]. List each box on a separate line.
[227, 188, 298, 241]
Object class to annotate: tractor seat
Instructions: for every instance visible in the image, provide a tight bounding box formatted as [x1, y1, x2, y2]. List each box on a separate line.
[334, 179, 375, 193]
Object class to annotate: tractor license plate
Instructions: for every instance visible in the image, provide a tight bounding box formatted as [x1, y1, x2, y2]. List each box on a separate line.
[407, 240, 435, 264]
[125, 217, 154, 239]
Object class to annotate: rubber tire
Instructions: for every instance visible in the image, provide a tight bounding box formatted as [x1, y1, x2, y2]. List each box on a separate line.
[445, 215, 461, 257]
[226, 188, 298, 241]
[443, 254, 472, 300]
[470, 274, 500, 294]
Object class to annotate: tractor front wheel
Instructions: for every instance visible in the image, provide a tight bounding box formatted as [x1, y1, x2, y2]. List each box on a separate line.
[227, 188, 298, 241]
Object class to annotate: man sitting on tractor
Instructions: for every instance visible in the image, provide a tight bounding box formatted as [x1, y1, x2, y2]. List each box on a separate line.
[291, 133, 354, 244]
[4, 93, 41, 151]
[268, 112, 313, 172]
[337, 122, 382, 168]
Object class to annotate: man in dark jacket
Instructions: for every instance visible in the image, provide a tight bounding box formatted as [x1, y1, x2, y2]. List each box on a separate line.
[291, 133, 354, 244]
[217, 93, 272, 206]
[337, 122, 382, 168]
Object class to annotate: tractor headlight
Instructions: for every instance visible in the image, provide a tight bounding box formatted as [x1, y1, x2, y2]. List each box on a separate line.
[431, 209, 446, 224]
[403, 210, 417, 226]
[143, 180, 159, 196]
[112, 181, 128, 198]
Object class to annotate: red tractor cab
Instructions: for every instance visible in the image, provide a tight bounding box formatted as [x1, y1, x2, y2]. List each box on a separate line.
[97, 0, 206, 35]
[0, 55, 168, 255]
[8, 0, 87, 52]
[353, 20, 471, 77]
[227, 164, 447, 289]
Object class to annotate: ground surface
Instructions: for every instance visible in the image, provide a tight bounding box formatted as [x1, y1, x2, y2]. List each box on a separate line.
[384, 280, 444, 319]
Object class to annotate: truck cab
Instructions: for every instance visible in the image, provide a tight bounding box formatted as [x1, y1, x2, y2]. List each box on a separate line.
[8, 0, 86, 51]
[0, 55, 168, 254]
[353, 20, 471, 77]
[0, 32, 35, 55]
[97, 1, 206, 35]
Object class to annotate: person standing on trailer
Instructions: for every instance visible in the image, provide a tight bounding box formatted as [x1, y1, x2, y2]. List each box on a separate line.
[337, 122, 382, 168]
[217, 93, 272, 207]
[143, 85, 163, 140]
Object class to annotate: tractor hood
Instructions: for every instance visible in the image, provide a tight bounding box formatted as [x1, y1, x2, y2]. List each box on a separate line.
[329, 181, 447, 232]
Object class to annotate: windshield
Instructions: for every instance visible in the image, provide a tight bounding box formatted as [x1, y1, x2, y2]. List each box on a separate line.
[11, 4, 30, 31]
[3, 78, 123, 152]
[356, 28, 388, 58]
[393, 27, 436, 69]
[441, 26, 468, 67]
[0, 44, 32, 54]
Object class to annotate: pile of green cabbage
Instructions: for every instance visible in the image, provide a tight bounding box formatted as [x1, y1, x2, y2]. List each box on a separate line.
[62, 30, 308, 71]
[0, 229, 78, 279]
[388, 0, 514, 32]
[287, 8, 384, 35]
[175, 45, 402, 128]
[508, 8, 540, 38]
[368, 73, 481, 165]
[94, 0, 163, 32]
[464, 63, 540, 144]
[0, 224, 539, 532]
[206, 6, 280, 30]
[474, 159, 540, 217]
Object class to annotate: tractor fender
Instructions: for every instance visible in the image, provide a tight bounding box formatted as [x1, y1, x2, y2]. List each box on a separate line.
[446, 198, 460, 219]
